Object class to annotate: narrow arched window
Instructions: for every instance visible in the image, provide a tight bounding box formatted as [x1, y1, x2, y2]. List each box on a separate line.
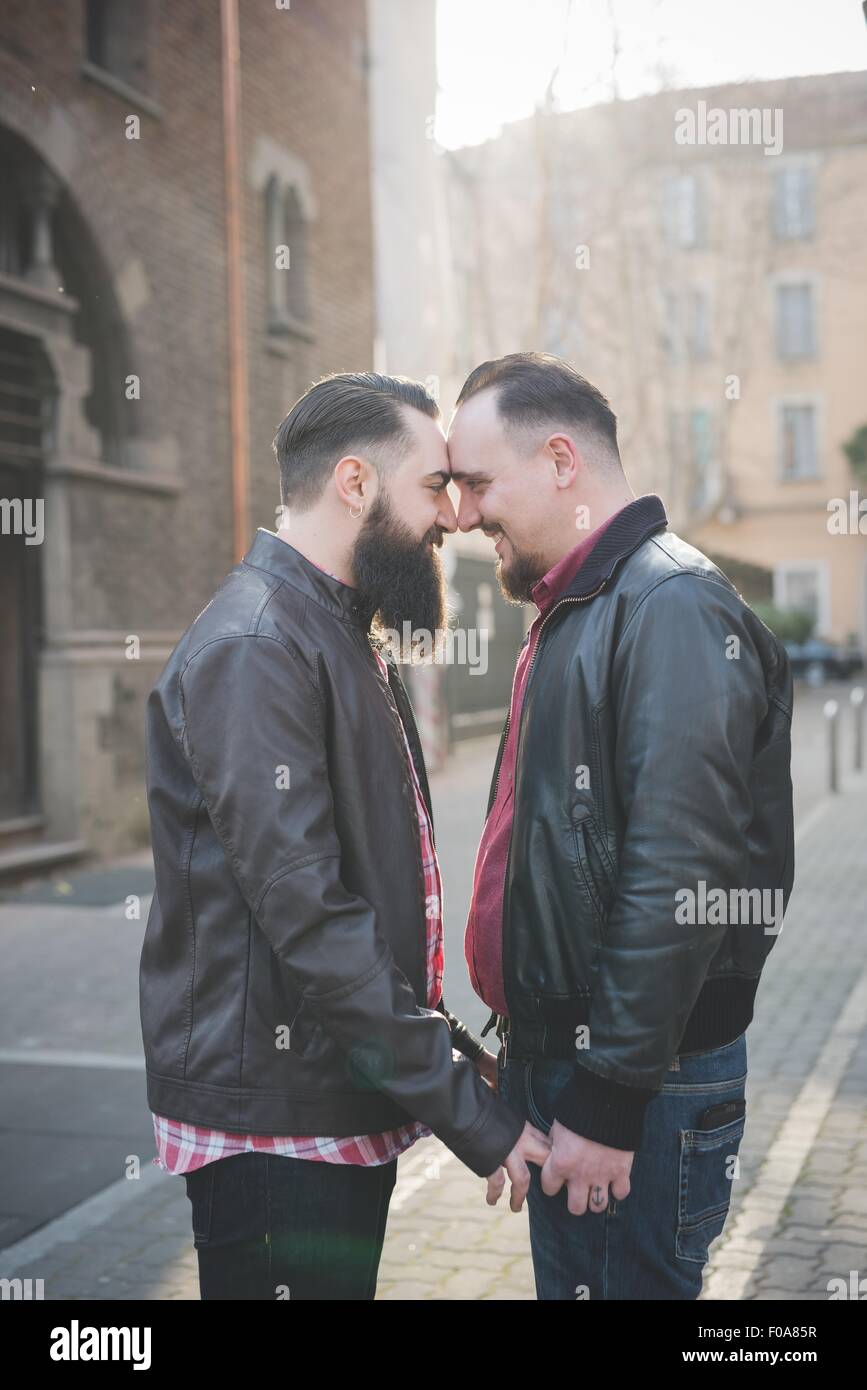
[265, 178, 310, 333]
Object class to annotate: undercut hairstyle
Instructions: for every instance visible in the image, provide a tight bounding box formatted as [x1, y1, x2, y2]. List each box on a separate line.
[273, 372, 440, 509]
[455, 351, 620, 464]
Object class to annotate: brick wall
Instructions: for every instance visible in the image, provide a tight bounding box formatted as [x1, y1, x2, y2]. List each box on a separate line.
[0, 0, 375, 853]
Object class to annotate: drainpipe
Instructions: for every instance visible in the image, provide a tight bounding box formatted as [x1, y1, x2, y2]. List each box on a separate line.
[220, 0, 250, 562]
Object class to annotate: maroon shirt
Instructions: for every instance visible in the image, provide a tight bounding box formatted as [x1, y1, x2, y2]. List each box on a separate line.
[464, 509, 626, 1015]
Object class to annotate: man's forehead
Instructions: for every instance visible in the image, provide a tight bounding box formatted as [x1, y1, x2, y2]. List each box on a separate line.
[447, 400, 506, 478]
[405, 403, 446, 441]
[447, 389, 503, 445]
[405, 408, 446, 449]
[452, 384, 501, 424]
[402, 413, 449, 480]
[445, 430, 466, 474]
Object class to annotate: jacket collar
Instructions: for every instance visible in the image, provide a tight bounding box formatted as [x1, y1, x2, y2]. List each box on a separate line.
[242, 529, 371, 627]
[561, 493, 669, 599]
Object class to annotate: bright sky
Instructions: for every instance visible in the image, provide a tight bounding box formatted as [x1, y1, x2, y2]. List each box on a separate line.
[436, 0, 867, 148]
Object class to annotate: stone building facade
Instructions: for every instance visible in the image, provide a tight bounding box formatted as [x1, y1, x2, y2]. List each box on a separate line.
[0, 0, 374, 865]
[445, 71, 867, 649]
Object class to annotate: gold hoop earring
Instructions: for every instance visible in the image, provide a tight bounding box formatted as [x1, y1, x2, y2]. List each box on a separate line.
[349, 502, 364, 520]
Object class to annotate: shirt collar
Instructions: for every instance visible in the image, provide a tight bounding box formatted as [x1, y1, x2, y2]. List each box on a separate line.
[531, 505, 627, 614]
[556, 493, 669, 603]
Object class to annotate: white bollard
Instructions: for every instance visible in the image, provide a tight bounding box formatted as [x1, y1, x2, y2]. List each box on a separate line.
[851, 686, 864, 774]
[823, 699, 839, 794]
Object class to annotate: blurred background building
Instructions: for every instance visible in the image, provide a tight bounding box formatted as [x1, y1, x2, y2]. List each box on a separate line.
[368, 0, 526, 762]
[445, 70, 867, 652]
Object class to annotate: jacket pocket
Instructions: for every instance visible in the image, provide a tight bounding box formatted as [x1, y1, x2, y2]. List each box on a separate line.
[571, 813, 616, 925]
[676, 1113, 746, 1263]
[286, 997, 324, 1059]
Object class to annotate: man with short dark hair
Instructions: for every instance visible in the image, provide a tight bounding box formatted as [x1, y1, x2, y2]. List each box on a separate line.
[140, 371, 549, 1301]
[448, 351, 795, 1300]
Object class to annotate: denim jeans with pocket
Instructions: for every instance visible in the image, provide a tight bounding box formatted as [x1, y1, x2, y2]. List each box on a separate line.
[183, 1149, 397, 1300]
[498, 1031, 747, 1300]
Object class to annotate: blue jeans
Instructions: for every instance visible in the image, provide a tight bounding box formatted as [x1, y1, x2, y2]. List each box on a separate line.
[183, 1150, 397, 1300]
[499, 1032, 748, 1300]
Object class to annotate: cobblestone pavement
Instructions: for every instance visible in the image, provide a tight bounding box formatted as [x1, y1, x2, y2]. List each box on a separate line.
[2, 771, 864, 1302]
[380, 773, 867, 1300]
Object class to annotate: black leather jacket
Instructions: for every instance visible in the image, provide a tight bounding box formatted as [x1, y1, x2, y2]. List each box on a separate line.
[481, 495, 795, 1151]
[139, 528, 525, 1178]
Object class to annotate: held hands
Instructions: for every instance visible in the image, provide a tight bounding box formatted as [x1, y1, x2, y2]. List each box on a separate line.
[473, 1049, 633, 1216]
[485, 1122, 553, 1212]
[540, 1121, 634, 1215]
[474, 1048, 553, 1212]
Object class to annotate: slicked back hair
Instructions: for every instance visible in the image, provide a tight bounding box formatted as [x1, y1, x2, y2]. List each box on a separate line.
[455, 351, 620, 463]
[273, 372, 440, 509]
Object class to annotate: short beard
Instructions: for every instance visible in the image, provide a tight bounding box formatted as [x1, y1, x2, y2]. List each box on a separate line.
[495, 546, 548, 605]
[351, 489, 447, 660]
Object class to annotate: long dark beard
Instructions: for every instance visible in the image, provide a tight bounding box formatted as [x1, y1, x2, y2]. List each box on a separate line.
[351, 489, 448, 660]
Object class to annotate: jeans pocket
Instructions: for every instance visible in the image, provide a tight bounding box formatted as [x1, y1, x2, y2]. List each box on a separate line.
[185, 1162, 215, 1249]
[526, 1060, 575, 1134]
[676, 1113, 746, 1263]
[188, 1153, 271, 1252]
[525, 1064, 550, 1132]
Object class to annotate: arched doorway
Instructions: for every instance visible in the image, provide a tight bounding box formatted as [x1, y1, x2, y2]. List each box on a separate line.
[0, 118, 138, 858]
[0, 326, 54, 824]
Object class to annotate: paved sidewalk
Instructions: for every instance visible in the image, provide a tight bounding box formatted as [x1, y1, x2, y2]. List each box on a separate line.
[381, 773, 867, 1300]
[2, 776, 864, 1300]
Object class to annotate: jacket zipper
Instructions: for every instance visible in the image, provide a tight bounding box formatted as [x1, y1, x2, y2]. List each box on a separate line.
[493, 586, 605, 808]
[498, 584, 606, 1024]
[357, 632, 430, 1000]
[386, 663, 437, 845]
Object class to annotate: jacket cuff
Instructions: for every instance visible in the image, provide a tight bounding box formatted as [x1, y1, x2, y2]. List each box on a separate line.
[450, 1075, 526, 1177]
[552, 1064, 656, 1151]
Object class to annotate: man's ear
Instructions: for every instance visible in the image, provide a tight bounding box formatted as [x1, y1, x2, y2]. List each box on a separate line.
[334, 454, 373, 509]
[546, 433, 579, 488]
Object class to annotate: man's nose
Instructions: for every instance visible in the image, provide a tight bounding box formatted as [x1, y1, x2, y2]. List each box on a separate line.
[455, 492, 482, 533]
[437, 491, 458, 534]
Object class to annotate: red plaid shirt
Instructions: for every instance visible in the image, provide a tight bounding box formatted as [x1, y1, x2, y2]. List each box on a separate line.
[152, 640, 444, 1175]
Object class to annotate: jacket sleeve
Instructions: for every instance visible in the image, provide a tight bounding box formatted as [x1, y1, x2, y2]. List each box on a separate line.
[552, 575, 769, 1151]
[436, 999, 488, 1061]
[179, 631, 524, 1177]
